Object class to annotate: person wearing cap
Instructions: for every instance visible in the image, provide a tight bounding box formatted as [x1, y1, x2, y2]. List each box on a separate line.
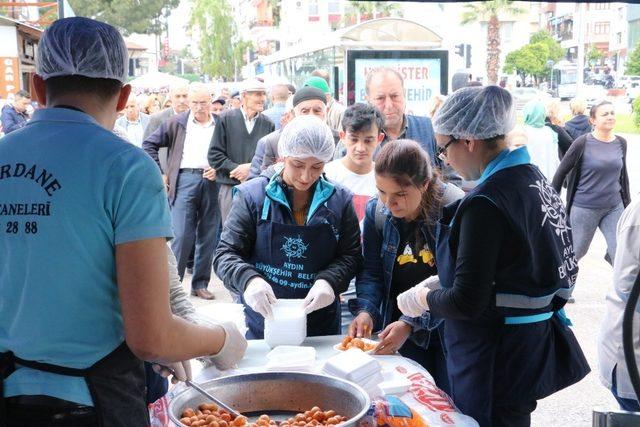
[306, 70, 346, 132]
[229, 91, 241, 109]
[143, 83, 221, 301]
[0, 17, 247, 426]
[395, 86, 589, 426]
[208, 79, 275, 224]
[214, 115, 362, 339]
[262, 83, 289, 130]
[259, 86, 341, 174]
[211, 97, 226, 117]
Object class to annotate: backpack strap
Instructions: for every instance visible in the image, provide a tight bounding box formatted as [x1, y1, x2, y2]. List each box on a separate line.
[374, 198, 386, 233]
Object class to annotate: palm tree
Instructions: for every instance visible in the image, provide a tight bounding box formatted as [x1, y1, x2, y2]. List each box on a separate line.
[345, 1, 403, 26]
[461, 0, 525, 85]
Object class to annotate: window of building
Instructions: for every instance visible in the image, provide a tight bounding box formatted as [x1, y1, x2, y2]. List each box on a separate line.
[594, 3, 610, 10]
[594, 22, 610, 35]
[328, 0, 340, 14]
[617, 32, 623, 45]
[308, 0, 319, 17]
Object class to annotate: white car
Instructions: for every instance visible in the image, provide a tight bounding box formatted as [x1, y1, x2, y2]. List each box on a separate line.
[510, 87, 551, 111]
[577, 85, 607, 108]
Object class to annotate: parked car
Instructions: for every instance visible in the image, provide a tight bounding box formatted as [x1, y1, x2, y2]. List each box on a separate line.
[618, 75, 640, 89]
[627, 81, 640, 104]
[577, 85, 607, 109]
[510, 87, 552, 111]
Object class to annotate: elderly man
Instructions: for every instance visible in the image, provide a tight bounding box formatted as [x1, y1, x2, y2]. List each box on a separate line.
[309, 69, 346, 132]
[211, 97, 226, 117]
[143, 83, 220, 300]
[208, 79, 275, 224]
[1, 90, 31, 134]
[364, 67, 461, 186]
[262, 83, 289, 130]
[115, 94, 149, 147]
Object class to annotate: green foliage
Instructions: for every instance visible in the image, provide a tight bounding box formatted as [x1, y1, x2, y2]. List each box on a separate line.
[503, 31, 564, 82]
[627, 43, 640, 75]
[587, 44, 604, 64]
[190, 0, 249, 79]
[633, 97, 640, 129]
[71, 0, 179, 35]
[460, 0, 526, 25]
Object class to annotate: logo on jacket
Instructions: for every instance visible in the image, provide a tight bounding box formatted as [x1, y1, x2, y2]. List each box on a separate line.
[281, 235, 309, 262]
[530, 179, 571, 246]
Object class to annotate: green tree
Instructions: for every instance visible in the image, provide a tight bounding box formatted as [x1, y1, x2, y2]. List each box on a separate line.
[460, 0, 526, 85]
[586, 44, 604, 68]
[626, 42, 640, 75]
[503, 30, 564, 84]
[344, 1, 403, 25]
[71, 0, 179, 35]
[191, 0, 249, 80]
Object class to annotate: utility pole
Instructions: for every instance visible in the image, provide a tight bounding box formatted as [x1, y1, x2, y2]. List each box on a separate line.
[58, 0, 64, 18]
[576, 2, 585, 87]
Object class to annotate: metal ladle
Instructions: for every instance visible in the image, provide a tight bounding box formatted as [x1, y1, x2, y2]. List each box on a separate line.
[162, 365, 242, 418]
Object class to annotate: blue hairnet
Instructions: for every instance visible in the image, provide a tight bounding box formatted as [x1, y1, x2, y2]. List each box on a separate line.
[433, 86, 515, 139]
[278, 115, 335, 162]
[37, 17, 128, 83]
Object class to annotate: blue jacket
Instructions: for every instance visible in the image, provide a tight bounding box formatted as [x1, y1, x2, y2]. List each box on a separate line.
[348, 181, 464, 345]
[1, 104, 29, 135]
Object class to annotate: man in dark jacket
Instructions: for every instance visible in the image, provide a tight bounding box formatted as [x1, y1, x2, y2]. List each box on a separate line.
[1, 90, 31, 135]
[564, 98, 591, 140]
[364, 67, 462, 187]
[208, 79, 275, 224]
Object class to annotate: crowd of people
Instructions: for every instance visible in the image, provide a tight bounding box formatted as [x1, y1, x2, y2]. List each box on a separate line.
[0, 16, 638, 427]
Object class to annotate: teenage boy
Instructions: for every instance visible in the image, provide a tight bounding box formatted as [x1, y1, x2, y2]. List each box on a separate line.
[324, 103, 384, 221]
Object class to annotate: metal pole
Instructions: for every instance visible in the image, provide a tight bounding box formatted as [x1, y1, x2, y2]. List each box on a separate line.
[58, 0, 64, 19]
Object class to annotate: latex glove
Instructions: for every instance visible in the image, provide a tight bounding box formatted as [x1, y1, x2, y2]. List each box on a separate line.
[244, 277, 277, 319]
[152, 361, 192, 384]
[303, 279, 335, 315]
[397, 281, 431, 318]
[210, 321, 248, 370]
[348, 311, 374, 339]
[421, 275, 441, 291]
[375, 321, 412, 355]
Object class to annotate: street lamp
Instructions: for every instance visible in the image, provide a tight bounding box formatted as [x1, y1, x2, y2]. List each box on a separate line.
[547, 59, 555, 96]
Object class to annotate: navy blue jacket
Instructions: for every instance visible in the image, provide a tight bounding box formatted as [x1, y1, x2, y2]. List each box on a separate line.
[564, 114, 591, 141]
[214, 170, 362, 295]
[1, 104, 28, 135]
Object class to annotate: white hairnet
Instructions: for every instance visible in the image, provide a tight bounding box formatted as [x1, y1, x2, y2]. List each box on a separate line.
[37, 17, 128, 83]
[433, 86, 515, 140]
[278, 115, 335, 162]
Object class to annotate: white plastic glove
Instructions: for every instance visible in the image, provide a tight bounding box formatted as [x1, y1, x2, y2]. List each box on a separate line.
[421, 275, 441, 291]
[244, 277, 277, 319]
[397, 281, 431, 318]
[303, 279, 335, 315]
[209, 321, 248, 370]
[152, 361, 192, 384]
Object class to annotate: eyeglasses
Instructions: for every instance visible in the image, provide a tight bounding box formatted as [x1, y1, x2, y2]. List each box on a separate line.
[437, 135, 458, 160]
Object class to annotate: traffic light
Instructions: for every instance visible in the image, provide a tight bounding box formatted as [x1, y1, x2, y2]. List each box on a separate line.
[465, 44, 472, 69]
[455, 44, 465, 57]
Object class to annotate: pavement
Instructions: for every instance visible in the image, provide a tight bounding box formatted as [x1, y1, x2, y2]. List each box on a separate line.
[182, 133, 640, 427]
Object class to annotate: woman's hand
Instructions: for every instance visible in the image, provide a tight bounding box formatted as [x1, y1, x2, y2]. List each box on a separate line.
[374, 321, 412, 355]
[348, 312, 374, 338]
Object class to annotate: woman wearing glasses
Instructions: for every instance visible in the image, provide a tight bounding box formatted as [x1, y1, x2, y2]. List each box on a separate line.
[396, 86, 589, 427]
[347, 139, 463, 394]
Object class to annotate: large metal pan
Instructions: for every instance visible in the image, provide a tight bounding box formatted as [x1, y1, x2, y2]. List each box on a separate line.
[168, 371, 371, 426]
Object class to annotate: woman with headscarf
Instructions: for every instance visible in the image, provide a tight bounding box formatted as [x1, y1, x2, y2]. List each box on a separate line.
[395, 86, 589, 427]
[522, 99, 559, 180]
[213, 115, 362, 338]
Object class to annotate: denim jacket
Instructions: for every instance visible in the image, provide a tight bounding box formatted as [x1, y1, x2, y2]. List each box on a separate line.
[348, 181, 464, 348]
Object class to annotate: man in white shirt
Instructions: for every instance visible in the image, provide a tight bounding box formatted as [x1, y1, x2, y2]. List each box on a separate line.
[115, 95, 149, 147]
[598, 198, 640, 411]
[324, 103, 384, 221]
[143, 83, 219, 299]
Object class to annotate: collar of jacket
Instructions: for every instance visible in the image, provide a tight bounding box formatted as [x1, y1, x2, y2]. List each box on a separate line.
[478, 146, 530, 184]
[262, 167, 336, 222]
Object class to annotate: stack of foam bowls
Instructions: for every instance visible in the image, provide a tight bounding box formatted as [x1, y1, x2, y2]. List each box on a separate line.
[265, 346, 316, 372]
[323, 349, 383, 398]
[264, 299, 307, 348]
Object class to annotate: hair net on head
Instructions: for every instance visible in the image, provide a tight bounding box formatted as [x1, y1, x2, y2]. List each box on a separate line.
[37, 17, 128, 83]
[433, 86, 515, 140]
[278, 115, 335, 163]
